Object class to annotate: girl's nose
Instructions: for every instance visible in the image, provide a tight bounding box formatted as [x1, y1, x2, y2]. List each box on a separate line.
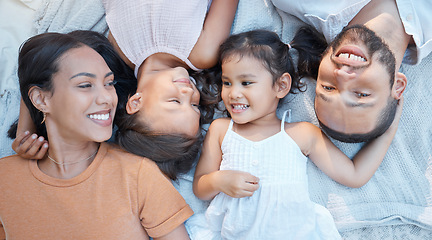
[229, 86, 242, 99]
[180, 85, 194, 96]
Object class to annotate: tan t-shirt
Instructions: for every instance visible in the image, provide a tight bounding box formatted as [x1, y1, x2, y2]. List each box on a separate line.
[0, 142, 193, 240]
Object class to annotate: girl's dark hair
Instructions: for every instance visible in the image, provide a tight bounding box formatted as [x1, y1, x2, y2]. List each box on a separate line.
[16, 33, 85, 140]
[114, 68, 219, 180]
[218, 26, 327, 94]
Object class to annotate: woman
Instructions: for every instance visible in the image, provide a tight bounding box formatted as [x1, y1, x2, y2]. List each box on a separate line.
[0, 32, 192, 239]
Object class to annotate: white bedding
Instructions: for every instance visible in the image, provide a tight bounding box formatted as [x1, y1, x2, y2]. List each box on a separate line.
[0, 0, 431, 239]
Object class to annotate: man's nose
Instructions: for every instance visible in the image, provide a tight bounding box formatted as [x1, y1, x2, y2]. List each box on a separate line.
[334, 65, 356, 82]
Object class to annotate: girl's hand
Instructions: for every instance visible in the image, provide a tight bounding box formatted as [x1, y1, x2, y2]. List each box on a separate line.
[386, 96, 404, 134]
[217, 170, 260, 198]
[12, 131, 48, 160]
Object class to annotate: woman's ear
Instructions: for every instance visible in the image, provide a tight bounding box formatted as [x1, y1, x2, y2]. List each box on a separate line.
[28, 86, 48, 111]
[392, 72, 407, 99]
[276, 73, 292, 99]
[126, 93, 142, 114]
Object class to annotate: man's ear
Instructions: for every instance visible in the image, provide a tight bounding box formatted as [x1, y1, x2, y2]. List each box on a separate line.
[276, 73, 292, 99]
[126, 93, 142, 114]
[392, 72, 407, 99]
[28, 86, 49, 112]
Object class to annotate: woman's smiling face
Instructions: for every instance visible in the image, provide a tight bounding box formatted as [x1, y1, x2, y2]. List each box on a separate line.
[45, 45, 118, 143]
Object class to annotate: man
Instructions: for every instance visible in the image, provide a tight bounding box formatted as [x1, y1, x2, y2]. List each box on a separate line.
[272, 0, 432, 142]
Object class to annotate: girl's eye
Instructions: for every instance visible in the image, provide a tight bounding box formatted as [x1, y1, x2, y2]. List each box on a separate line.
[192, 103, 200, 112]
[170, 99, 181, 104]
[242, 81, 252, 86]
[78, 83, 92, 88]
[322, 85, 335, 91]
[222, 81, 231, 86]
[355, 92, 370, 98]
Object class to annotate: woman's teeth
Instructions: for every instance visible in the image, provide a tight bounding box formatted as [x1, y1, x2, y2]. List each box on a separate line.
[88, 113, 109, 120]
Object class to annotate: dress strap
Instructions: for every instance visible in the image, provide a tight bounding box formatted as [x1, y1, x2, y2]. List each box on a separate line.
[228, 119, 234, 130]
[280, 109, 292, 130]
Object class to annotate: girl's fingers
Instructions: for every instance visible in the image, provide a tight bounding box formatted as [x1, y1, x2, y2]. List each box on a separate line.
[33, 142, 49, 160]
[12, 131, 30, 151]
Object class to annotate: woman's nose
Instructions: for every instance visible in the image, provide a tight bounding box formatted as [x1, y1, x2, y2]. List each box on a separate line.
[96, 86, 115, 105]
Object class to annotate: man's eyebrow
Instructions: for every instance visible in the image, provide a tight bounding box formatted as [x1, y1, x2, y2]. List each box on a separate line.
[345, 101, 374, 108]
[317, 93, 331, 102]
[317, 92, 374, 107]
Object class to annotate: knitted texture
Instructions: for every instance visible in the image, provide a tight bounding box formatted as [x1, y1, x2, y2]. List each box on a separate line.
[34, 0, 107, 34]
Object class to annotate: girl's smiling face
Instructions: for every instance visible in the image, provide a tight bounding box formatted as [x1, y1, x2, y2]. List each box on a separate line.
[134, 66, 201, 137]
[44, 46, 118, 143]
[221, 55, 283, 125]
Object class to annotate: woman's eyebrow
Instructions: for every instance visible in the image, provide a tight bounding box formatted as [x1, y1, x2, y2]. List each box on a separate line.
[70, 72, 96, 80]
[70, 72, 113, 80]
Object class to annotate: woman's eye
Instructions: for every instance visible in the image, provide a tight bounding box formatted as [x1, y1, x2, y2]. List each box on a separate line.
[78, 83, 92, 88]
[106, 80, 117, 87]
[170, 99, 181, 104]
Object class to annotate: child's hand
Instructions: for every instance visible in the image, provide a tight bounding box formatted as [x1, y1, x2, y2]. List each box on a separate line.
[218, 170, 260, 198]
[388, 96, 404, 133]
[12, 131, 48, 160]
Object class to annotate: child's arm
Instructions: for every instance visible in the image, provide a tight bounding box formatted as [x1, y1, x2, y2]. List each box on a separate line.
[153, 224, 190, 240]
[298, 98, 403, 188]
[188, 0, 239, 69]
[193, 118, 259, 200]
[12, 99, 48, 159]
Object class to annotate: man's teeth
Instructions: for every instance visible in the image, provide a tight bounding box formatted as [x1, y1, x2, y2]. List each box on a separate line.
[88, 113, 109, 120]
[339, 53, 366, 62]
[232, 104, 249, 110]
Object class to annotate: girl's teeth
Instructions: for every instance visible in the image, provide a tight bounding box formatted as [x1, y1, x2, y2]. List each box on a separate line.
[232, 105, 248, 110]
[89, 114, 109, 120]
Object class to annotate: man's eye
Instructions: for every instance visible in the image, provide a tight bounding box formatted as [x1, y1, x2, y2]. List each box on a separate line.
[355, 92, 370, 98]
[322, 85, 335, 91]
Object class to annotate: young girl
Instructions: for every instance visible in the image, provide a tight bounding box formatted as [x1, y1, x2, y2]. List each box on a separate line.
[102, 0, 238, 179]
[193, 29, 402, 239]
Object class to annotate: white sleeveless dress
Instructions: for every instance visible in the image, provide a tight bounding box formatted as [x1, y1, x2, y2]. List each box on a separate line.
[205, 111, 342, 239]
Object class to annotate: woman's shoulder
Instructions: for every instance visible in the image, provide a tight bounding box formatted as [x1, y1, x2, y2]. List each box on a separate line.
[0, 154, 27, 167]
[103, 142, 160, 170]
